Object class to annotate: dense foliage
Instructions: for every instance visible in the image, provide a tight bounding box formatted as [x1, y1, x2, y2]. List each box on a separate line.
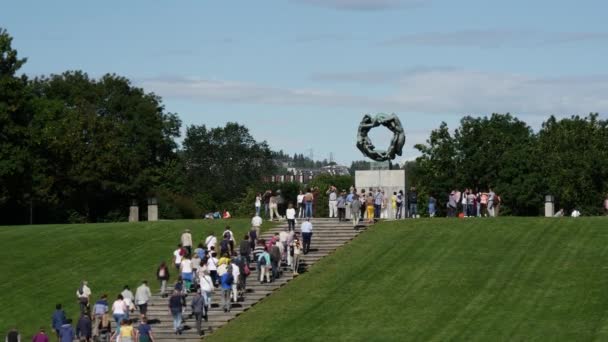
[413, 113, 608, 215]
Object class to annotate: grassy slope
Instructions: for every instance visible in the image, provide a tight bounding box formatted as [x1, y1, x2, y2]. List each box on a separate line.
[0, 219, 269, 338]
[208, 217, 608, 342]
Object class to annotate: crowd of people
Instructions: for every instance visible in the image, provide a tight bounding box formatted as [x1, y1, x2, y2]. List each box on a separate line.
[162, 222, 311, 336]
[253, 185, 508, 222]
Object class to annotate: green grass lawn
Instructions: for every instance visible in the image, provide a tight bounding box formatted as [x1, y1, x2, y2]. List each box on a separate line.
[208, 217, 608, 342]
[0, 219, 270, 339]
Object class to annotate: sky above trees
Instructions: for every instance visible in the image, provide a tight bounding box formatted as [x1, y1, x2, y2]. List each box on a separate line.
[2, 0, 607, 164]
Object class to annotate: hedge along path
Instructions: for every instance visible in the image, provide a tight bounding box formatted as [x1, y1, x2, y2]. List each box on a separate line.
[142, 218, 371, 341]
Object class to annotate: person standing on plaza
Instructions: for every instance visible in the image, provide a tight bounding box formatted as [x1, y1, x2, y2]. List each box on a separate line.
[181, 229, 193, 257]
[391, 192, 397, 219]
[488, 188, 496, 217]
[255, 193, 262, 217]
[366, 192, 375, 223]
[269, 192, 280, 221]
[304, 189, 314, 219]
[337, 191, 346, 222]
[360, 189, 367, 220]
[396, 190, 404, 219]
[428, 195, 437, 217]
[296, 190, 305, 218]
[326, 185, 338, 218]
[301, 218, 313, 254]
[262, 189, 272, 218]
[373, 189, 383, 221]
[135, 281, 151, 316]
[408, 187, 418, 218]
[351, 194, 361, 228]
[345, 189, 354, 220]
[286, 203, 296, 231]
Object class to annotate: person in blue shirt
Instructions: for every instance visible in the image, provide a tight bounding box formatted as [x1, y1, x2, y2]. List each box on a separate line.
[51, 304, 66, 339]
[220, 264, 234, 313]
[59, 319, 74, 342]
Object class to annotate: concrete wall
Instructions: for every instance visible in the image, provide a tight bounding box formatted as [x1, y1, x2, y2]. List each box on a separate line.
[355, 170, 406, 196]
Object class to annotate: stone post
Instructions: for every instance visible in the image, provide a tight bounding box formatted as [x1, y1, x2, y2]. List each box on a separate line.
[544, 195, 554, 217]
[129, 201, 139, 222]
[148, 197, 158, 222]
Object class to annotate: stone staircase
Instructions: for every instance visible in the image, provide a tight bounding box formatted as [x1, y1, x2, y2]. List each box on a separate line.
[139, 218, 371, 341]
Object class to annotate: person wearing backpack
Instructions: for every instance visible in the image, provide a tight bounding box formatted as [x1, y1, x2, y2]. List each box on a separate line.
[220, 263, 234, 313]
[258, 248, 271, 283]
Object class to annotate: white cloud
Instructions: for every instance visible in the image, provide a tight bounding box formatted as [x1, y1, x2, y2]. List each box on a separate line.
[381, 30, 608, 47]
[139, 69, 608, 118]
[293, 0, 425, 11]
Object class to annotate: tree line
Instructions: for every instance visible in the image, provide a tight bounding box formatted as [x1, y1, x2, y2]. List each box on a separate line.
[2, 28, 606, 224]
[411, 113, 608, 216]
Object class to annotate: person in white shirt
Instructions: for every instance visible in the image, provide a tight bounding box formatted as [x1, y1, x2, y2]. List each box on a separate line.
[205, 233, 217, 251]
[207, 253, 219, 286]
[111, 294, 128, 325]
[230, 263, 240, 303]
[180, 255, 194, 291]
[173, 244, 185, 270]
[120, 285, 135, 316]
[286, 203, 296, 231]
[296, 191, 305, 218]
[198, 270, 214, 319]
[251, 215, 262, 240]
[300, 219, 313, 254]
[134, 281, 152, 315]
[181, 229, 193, 256]
[279, 230, 289, 264]
[255, 193, 262, 217]
[76, 280, 91, 313]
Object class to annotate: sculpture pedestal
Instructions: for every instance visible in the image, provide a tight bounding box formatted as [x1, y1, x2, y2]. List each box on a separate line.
[355, 170, 406, 200]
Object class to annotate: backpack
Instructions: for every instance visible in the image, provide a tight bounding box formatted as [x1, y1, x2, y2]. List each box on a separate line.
[258, 254, 267, 266]
[225, 266, 234, 284]
[220, 240, 230, 253]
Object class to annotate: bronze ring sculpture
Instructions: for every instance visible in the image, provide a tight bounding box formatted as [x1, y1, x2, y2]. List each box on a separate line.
[356, 113, 406, 162]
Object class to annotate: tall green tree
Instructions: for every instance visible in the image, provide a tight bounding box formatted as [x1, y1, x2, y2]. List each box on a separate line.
[537, 114, 608, 214]
[0, 28, 34, 223]
[182, 122, 276, 211]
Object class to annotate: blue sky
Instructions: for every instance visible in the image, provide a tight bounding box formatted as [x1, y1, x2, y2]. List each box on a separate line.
[3, 0, 608, 164]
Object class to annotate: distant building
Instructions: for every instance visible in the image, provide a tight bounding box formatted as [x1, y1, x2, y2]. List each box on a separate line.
[263, 164, 350, 184]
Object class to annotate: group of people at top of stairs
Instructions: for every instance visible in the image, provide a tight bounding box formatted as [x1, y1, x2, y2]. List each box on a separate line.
[256, 185, 508, 222]
[36, 280, 156, 342]
[164, 218, 312, 337]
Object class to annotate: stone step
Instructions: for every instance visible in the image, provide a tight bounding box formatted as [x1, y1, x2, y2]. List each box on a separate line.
[139, 220, 373, 340]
